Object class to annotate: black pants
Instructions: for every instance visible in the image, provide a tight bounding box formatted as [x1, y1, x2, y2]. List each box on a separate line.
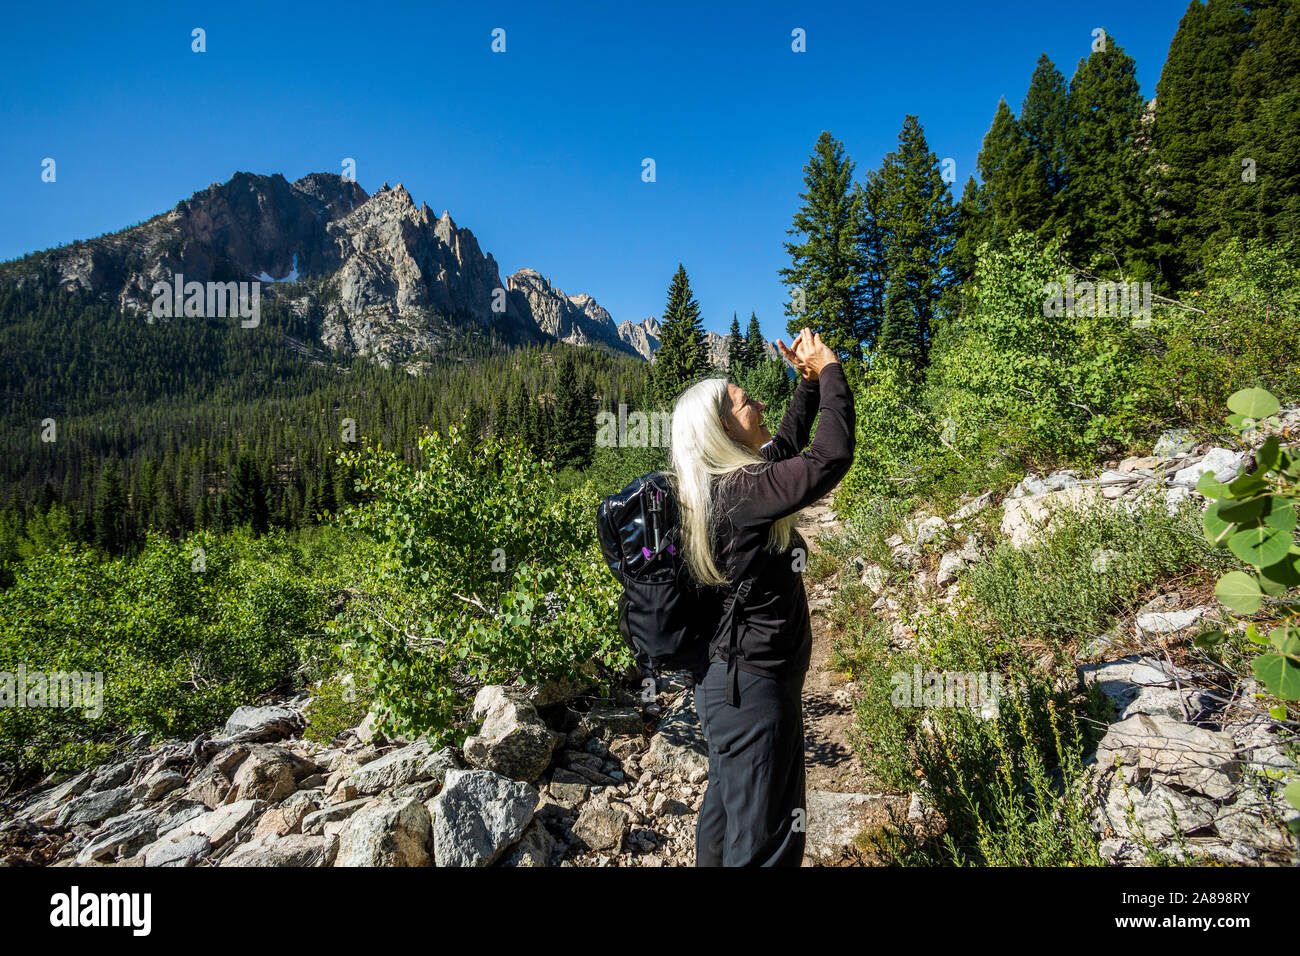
[693, 659, 807, 867]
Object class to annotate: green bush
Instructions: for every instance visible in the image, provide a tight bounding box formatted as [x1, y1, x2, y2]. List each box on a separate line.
[334, 424, 633, 744]
[0, 529, 331, 780]
[928, 233, 1143, 464]
[1142, 240, 1300, 429]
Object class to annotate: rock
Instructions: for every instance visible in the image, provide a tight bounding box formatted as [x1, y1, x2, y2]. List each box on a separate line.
[334, 798, 431, 867]
[1077, 656, 1210, 722]
[184, 743, 252, 808]
[950, 492, 993, 521]
[642, 688, 708, 779]
[1172, 448, 1242, 488]
[1000, 486, 1101, 548]
[302, 798, 372, 836]
[182, 799, 267, 847]
[499, 818, 555, 867]
[226, 744, 306, 804]
[75, 811, 158, 864]
[142, 833, 213, 867]
[1119, 455, 1165, 473]
[350, 740, 461, 795]
[526, 673, 595, 708]
[1153, 429, 1197, 457]
[90, 759, 140, 792]
[859, 565, 887, 594]
[913, 516, 949, 548]
[1135, 606, 1208, 635]
[56, 785, 136, 828]
[462, 686, 558, 783]
[1010, 472, 1080, 499]
[429, 768, 538, 867]
[804, 790, 892, 864]
[579, 705, 644, 740]
[352, 710, 387, 746]
[254, 801, 312, 839]
[1095, 713, 1240, 801]
[223, 704, 305, 742]
[224, 833, 339, 867]
[136, 770, 186, 803]
[573, 795, 628, 853]
[1165, 486, 1193, 515]
[936, 551, 965, 586]
[1099, 779, 1217, 842]
[547, 769, 591, 809]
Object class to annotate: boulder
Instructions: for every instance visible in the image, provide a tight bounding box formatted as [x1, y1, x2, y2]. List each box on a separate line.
[1095, 713, 1240, 801]
[499, 818, 555, 867]
[804, 790, 894, 864]
[642, 689, 709, 779]
[225, 833, 338, 867]
[56, 785, 136, 829]
[334, 798, 431, 867]
[1153, 429, 1197, 457]
[1001, 486, 1101, 548]
[142, 833, 213, 867]
[1078, 656, 1211, 722]
[429, 768, 538, 867]
[75, 810, 159, 864]
[1099, 779, 1217, 842]
[1171, 448, 1242, 489]
[1135, 606, 1208, 635]
[573, 794, 628, 853]
[859, 565, 887, 594]
[462, 686, 558, 783]
[226, 744, 308, 804]
[579, 705, 644, 740]
[223, 704, 305, 742]
[350, 740, 461, 795]
[182, 799, 267, 847]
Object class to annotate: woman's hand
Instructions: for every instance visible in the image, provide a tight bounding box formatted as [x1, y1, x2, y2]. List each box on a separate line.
[777, 328, 839, 382]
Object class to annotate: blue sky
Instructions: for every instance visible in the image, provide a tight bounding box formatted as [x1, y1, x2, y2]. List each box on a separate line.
[1, 0, 1191, 343]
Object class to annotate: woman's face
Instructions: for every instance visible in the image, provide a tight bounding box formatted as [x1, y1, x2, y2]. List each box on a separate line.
[724, 383, 771, 452]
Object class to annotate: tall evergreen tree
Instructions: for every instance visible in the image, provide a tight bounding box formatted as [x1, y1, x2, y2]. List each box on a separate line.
[725, 313, 747, 371]
[553, 356, 595, 469]
[953, 175, 990, 283]
[874, 115, 959, 366]
[1020, 53, 1071, 199]
[977, 99, 1049, 239]
[744, 312, 765, 364]
[780, 132, 868, 359]
[93, 464, 129, 554]
[225, 452, 269, 535]
[1153, 0, 1250, 283]
[650, 264, 710, 405]
[856, 173, 889, 347]
[1060, 31, 1151, 275]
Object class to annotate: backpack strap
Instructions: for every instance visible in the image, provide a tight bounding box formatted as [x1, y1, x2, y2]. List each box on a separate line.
[720, 577, 755, 707]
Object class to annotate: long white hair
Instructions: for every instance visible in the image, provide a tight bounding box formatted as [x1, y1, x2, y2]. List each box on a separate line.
[668, 377, 799, 587]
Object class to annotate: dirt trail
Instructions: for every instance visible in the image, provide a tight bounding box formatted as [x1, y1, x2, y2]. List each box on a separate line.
[795, 497, 876, 793]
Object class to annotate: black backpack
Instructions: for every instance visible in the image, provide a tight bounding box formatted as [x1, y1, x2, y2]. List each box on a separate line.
[596, 472, 750, 685]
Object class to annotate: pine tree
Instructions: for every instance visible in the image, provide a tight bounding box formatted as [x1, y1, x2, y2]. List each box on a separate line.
[1212, 0, 1300, 253]
[953, 176, 990, 283]
[1153, 0, 1251, 283]
[874, 115, 958, 367]
[856, 173, 889, 346]
[877, 265, 924, 368]
[1060, 31, 1151, 275]
[744, 312, 765, 364]
[725, 313, 747, 372]
[650, 264, 710, 406]
[226, 452, 269, 535]
[780, 132, 868, 359]
[93, 464, 129, 554]
[553, 356, 594, 469]
[977, 99, 1049, 240]
[1020, 53, 1071, 200]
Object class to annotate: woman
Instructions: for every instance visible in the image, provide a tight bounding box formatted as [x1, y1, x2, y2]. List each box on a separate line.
[669, 327, 855, 867]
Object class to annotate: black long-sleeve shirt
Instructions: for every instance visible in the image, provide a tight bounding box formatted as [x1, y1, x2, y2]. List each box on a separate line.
[704, 362, 856, 679]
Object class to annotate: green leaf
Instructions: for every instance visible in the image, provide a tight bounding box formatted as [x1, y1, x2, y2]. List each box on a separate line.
[1227, 471, 1268, 497]
[1218, 496, 1269, 523]
[1252, 653, 1300, 700]
[1256, 436, 1281, 474]
[1195, 471, 1231, 499]
[1202, 501, 1234, 546]
[1259, 551, 1300, 595]
[1263, 500, 1297, 533]
[1216, 571, 1263, 613]
[1286, 780, 1300, 813]
[1228, 525, 1292, 569]
[1193, 627, 1227, 648]
[1228, 387, 1280, 420]
[1246, 623, 1268, 644]
[1269, 704, 1287, 721]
